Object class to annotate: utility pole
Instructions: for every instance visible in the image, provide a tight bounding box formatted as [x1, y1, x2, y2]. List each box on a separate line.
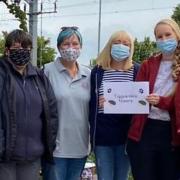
[97, 0, 102, 56]
[5, 0, 56, 66]
[29, 0, 38, 66]
[26, 0, 57, 66]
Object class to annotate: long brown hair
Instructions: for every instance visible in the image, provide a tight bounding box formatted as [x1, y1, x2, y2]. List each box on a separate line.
[172, 41, 180, 81]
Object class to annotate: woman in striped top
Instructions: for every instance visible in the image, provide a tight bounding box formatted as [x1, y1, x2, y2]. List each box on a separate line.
[89, 30, 139, 180]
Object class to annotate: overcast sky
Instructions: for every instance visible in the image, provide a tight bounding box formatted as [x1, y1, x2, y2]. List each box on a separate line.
[0, 0, 180, 65]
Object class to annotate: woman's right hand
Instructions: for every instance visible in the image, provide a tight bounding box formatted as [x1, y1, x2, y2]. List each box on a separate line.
[98, 96, 106, 108]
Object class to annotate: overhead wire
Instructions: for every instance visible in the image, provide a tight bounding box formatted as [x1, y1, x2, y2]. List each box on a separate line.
[34, 6, 176, 18]
[0, 0, 174, 15]
[0, 0, 177, 22]
[0, 5, 175, 22]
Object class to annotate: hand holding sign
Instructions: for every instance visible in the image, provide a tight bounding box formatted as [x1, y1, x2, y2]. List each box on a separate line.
[146, 93, 160, 105]
[99, 96, 106, 108]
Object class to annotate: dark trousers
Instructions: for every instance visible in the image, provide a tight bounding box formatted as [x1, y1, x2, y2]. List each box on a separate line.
[0, 159, 40, 180]
[127, 119, 176, 180]
[174, 146, 180, 180]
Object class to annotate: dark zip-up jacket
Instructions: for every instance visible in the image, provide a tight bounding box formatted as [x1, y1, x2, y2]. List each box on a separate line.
[89, 63, 140, 150]
[0, 57, 58, 162]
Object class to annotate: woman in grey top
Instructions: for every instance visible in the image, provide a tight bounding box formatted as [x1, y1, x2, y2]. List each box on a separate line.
[42, 26, 91, 180]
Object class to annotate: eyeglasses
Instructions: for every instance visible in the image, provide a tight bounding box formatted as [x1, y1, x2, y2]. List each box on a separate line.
[61, 26, 78, 31]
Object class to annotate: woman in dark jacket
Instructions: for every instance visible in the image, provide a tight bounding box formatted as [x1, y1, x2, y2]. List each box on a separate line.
[0, 29, 58, 180]
[89, 30, 139, 180]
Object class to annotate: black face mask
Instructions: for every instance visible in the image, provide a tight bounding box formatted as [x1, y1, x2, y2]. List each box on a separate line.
[9, 49, 31, 66]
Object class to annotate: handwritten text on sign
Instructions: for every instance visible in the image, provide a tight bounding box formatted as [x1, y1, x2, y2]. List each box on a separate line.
[103, 81, 149, 114]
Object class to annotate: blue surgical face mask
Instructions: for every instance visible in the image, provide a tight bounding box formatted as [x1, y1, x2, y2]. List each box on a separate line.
[111, 44, 130, 62]
[156, 38, 177, 54]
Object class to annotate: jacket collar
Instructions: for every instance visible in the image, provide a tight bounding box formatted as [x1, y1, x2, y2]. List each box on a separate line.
[54, 57, 89, 77]
[4, 57, 37, 77]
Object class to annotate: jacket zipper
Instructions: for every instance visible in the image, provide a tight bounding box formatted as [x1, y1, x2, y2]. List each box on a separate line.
[23, 77, 28, 159]
[92, 68, 98, 150]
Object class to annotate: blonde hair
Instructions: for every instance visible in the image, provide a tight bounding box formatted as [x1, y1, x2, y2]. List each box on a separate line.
[96, 31, 134, 70]
[172, 41, 180, 81]
[154, 19, 180, 81]
[154, 19, 180, 40]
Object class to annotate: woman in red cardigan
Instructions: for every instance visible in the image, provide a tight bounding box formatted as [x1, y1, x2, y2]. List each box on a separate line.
[127, 19, 180, 180]
[174, 42, 180, 179]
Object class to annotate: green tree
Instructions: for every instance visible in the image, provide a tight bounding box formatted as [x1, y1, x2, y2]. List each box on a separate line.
[0, 0, 27, 31]
[133, 37, 157, 64]
[0, 37, 5, 56]
[37, 36, 56, 67]
[0, 31, 8, 56]
[89, 58, 96, 67]
[172, 4, 180, 26]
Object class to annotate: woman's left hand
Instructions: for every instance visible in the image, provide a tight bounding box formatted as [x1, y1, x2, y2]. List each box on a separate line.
[99, 96, 106, 108]
[146, 93, 160, 106]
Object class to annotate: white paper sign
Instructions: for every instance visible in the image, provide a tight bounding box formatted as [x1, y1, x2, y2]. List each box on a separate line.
[104, 81, 149, 114]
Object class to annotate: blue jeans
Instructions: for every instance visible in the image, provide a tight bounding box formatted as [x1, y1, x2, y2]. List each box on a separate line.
[42, 157, 86, 180]
[95, 145, 130, 180]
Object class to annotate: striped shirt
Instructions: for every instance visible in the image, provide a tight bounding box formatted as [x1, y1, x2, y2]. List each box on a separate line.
[98, 67, 134, 113]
